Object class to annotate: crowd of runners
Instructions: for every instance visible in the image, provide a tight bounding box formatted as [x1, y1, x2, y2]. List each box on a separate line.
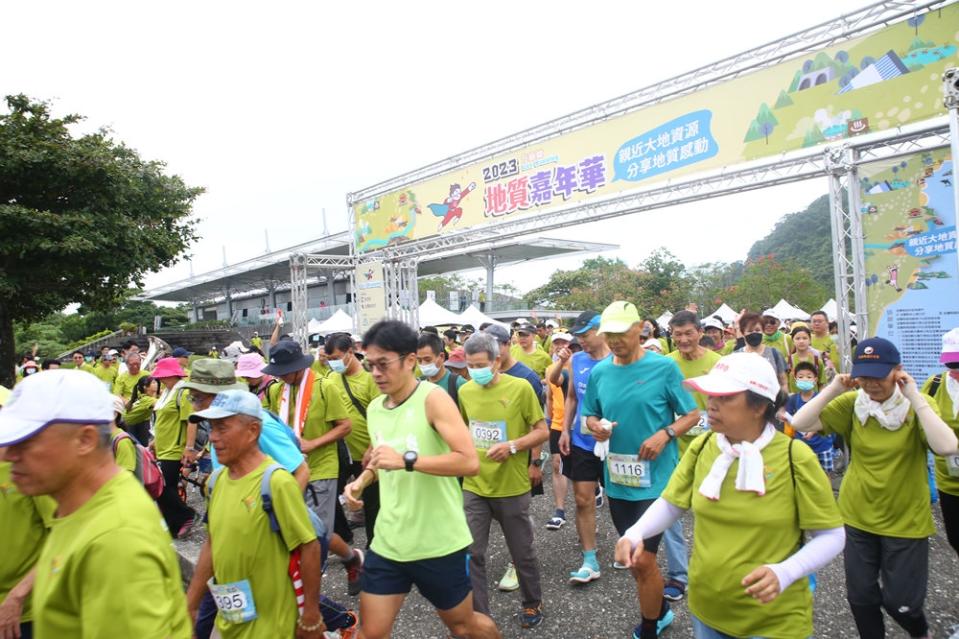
[1, 302, 958, 638]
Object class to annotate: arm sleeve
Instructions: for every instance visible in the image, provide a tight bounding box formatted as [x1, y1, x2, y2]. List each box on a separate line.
[622, 498, 685, 546]
[270, 471, 318, 551]
[767, 527, 845, 592]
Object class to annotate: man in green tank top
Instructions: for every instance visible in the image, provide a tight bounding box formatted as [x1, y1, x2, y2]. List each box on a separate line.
[343, 321, 502, 639]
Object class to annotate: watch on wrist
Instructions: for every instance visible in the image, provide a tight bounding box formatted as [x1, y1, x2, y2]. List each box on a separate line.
[665, 426, 677, 439]
[532, 457, 544, 468]
[403, 450, 418, 472]
[508, 441, 518, 455]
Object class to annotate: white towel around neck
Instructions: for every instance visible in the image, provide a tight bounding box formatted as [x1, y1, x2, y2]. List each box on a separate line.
[698, 423, 776, 501]
[946, 374, 959, 421]
[853, 387, 910, 431]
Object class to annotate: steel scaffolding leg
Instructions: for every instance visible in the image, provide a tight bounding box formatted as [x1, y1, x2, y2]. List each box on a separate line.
[290, 253, 309, 349]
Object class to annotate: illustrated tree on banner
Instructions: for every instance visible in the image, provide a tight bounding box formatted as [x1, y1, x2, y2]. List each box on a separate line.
[744, 103, 778, 145]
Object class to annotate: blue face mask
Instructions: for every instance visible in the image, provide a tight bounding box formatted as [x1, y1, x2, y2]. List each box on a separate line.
[796, 380, 816, 392]
[329, 359, 346, 373]
[419, 363, 439, 378]
[469, 366, 494, 386]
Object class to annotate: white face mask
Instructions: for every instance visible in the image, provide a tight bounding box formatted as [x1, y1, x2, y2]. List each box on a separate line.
[329, 359, 346, 373]
[419, 362, 439, 378]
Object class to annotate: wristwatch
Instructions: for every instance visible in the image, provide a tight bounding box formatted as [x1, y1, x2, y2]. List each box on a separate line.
[664, 426, 677, 439]
[508, 441, 518, 455]
[532, 457, 544, 468]
[403, 450, 418, 472]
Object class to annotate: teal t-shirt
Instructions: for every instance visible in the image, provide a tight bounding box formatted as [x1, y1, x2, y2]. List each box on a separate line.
[582, 352, 697, 501]
[433, 369, 466, 397]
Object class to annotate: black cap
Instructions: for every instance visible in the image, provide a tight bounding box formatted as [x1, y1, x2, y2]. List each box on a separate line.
[515, 323, 537, 335]
[484, 324, 511, 345]
[570, 311, 601, 335]
[261, 340, 314, 376]
[460, 324, 476, 333]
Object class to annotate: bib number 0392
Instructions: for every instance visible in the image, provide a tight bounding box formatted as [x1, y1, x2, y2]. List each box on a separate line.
[470, 421, 506, 450]
[607, 453, 651, 488]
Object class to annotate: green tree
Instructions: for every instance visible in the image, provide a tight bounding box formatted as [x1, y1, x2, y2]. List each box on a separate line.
[635, 249, 691, 315]
[744, 103, 778, 144]
[524, 257, 641, 310]
[0, 95, 201, 386]
[747, 194, 837, 285]
[687, 262, 745, 312]
[774, 90, 794, 109]
[722, 255, 829, 313]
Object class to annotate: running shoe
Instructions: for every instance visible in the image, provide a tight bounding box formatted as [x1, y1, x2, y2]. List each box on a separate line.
[631, 607, 674, 639]
[663, 579, 686, 601]
[545, 515, 566, 530]
[568, 564, 601, 584]
[612, 560, 629, 570]
[520, 605, 545, 629]
[176, 516, 195, 539]
[595, 484, 604, 508]
[344, 549, 364, 596]
[498, 563, 519, 591]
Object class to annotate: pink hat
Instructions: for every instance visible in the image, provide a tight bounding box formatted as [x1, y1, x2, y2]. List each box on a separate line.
[152, 357, 187, 379]
[235, 353, 267, 379]
[940, 328, 959, 365]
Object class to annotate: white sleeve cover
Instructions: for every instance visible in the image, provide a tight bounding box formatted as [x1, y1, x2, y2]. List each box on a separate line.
[622, 498, 685, 547]
[767, 527, 846, 592]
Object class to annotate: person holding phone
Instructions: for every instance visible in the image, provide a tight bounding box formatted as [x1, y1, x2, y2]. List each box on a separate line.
[792, 337, 959, 639]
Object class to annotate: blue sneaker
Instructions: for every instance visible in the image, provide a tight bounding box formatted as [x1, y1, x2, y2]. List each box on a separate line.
[663, 579, 685, 601]
[631, 607, 674, 639]
[568, 563, 601, 584]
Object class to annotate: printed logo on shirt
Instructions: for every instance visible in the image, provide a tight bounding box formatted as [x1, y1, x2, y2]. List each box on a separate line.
[243, 496, 258, 512]
[499, 398, 511, 408]
[764, 464, 776, 480]
[50, 557, 62, 576]
[0, 481, 14, 496]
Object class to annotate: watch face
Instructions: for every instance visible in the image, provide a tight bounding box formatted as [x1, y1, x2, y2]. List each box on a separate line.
[404, 451, 417, 462]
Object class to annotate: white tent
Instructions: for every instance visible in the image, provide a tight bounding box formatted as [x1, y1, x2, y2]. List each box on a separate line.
[772, 299, 810, 321]
[656, 311, 673, 328]
[706, 303, 738, 325]
[418, 299, 463, 327]
[309, 309, 353, 335]
[457, 305, 505, 329]
[819, 299, 853, 322]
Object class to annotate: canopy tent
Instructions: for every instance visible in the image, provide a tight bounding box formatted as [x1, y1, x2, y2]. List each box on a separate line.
[771, 299, 810, 321]
[819, 299, 853, 323]
[706, 303, 738, 325]
[457, 305, 505, 329]
[418, 299, 463, 327]
[308, 309, 353, 335]
[656, 311, 673, 328]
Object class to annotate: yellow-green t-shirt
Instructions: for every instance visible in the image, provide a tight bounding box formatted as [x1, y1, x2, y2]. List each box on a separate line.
[719, 340, 736, 355]
[667, 349, 720, 454]
[310, 359, 332, 378]
[112, 370, 149, 401]
[153, 385, 192, 461]
[32, 471, 191, 638]
[91, 363, 118, 388]
[820, 390, 937, 537]
[125, 395, 156, 425]
[763, 332, 793, 363]
[786, 351, 828, 393]
[510, 345, 553, 379]
[0, 462, 56, 623]
[110, 427, 138, 474]
[458, 374, 544, 498]
[327, 370, 381, 460]
[810, 334, 840, 369]
[208, 458, 316, 639]
[921, 373, 959, 497]
[663, 432, 842, 639]
[302, 379, 350, 481]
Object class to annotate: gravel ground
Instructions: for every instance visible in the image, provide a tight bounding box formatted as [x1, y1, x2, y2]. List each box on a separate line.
[178, 468, 959, 638]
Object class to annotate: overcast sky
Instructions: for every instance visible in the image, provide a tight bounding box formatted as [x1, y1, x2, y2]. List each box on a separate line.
[2, 0, 874, 296]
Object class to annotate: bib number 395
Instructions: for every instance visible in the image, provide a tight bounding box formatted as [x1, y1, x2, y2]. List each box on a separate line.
[947, 454, 959, 478]
[208, 578, 257, 624]
[607, 453, 651, 488]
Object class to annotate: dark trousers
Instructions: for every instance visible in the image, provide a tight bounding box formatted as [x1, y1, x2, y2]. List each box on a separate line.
[940, 490, 959, 556]
[844, 525, 929, 638]
[195, 591, 217, 639]
[126, 420, 151, 446]
[333, 461, 381, 548]
[19, 623, 32, 639]
[157, 459, 196, 536]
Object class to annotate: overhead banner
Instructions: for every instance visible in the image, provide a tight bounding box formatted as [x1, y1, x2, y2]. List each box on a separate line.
[861, 147, 957, 381]
[356, 261, 386, 335]
[354, 4, 958, 253]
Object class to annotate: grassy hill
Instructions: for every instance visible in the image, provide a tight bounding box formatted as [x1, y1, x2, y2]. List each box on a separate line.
[747, 194, 837, 286]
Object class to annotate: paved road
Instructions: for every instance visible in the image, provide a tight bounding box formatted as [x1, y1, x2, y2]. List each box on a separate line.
[315, 467, 959, 639]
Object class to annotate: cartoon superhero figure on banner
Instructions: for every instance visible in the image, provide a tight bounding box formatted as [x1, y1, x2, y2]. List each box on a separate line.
[428, 182, 476, 231]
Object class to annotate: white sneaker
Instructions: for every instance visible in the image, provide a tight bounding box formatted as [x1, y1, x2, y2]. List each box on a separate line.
[497, 563, 519, 591]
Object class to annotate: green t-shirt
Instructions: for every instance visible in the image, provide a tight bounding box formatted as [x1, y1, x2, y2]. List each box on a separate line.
[763, 332, 792, 363]
[786, 350, 829, 393]
[327, 370, 381, 460]
[429, 369, 466, 399]
[810, 334, 840, 369]
[366, 382, 473, 562]
[154, 385, 191, 461]
[33, 471, 191, 638]
[719, 340, 736, 355]
[112, 370, 149, 400]
[208, 458, 316, 639]
[125, 395, 156, 425]
[0, 462, 56, 623]
[663, 432, 842, 639]
[303, 378, 349, 481]
[310, 359, 331, 378]
[921, 373, 959, 497]
[820, 390, 937, 537]
[90, 363, 118, 388]
[110, 427, 138, 474]
[510, 345, 553, 379]
[667, 349, 720, 454]
[458, 374, 544, 498]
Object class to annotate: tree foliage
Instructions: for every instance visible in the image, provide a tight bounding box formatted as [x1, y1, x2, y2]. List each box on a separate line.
[0, 95, 201, 385]
[746, 194, 835, 286]
[720, 255, 829, 313]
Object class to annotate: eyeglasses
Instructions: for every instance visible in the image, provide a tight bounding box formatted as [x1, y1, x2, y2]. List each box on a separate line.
[763, 319, 779, 325]
[366, 356, 404, 373]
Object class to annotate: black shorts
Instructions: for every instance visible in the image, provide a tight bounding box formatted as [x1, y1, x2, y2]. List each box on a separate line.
[361, 547, 472, 611]
[608, 497, 663, 554]
[549, 430, 567, 457]
[561, 444, 603, 483]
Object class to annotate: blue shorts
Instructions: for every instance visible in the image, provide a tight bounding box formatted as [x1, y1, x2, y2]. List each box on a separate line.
[361, 547, 471, 611]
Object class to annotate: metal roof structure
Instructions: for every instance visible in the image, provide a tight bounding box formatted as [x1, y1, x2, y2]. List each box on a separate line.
[141, 233, 616, 303]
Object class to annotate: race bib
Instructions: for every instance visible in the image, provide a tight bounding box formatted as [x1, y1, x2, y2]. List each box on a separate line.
[607, 453, 651, 488]
[470, 420, 506, 450]
[208, 578, 257, 624]
[947, 454, 959, 478]
[580, 415, 590, 435]
[687, 414, 710, 437]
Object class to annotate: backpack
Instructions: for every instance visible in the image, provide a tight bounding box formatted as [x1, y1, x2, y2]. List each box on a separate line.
[112, 431, 165, 499]
[446, 373, 459, 406]
[928, 374, 943, 398]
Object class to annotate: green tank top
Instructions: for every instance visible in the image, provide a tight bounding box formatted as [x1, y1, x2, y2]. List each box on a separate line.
[367, 381, 473, 562]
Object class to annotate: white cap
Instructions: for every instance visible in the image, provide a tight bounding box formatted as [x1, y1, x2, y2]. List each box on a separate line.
[702, 317, 724, 331]
[684, 352, 780, 402]
[0, 370, 115, 446]
[761, 308, 780, 320]
[642, 338, 664, 353]
[551, 332, 573, 343]
[545, 319, 559, 328]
